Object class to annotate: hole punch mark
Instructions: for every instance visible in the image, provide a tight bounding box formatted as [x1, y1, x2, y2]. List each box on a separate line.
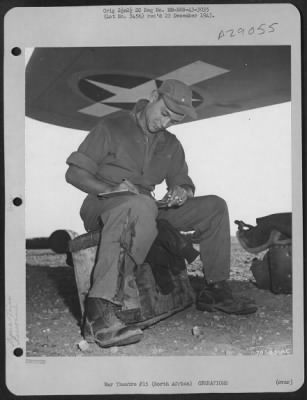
[14, 347, 23, 357]
[13, 197, 22, 206]
[11, 47, 21, 56]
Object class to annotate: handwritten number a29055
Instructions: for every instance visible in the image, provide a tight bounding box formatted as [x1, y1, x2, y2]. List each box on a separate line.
[218, 23, 278, 40]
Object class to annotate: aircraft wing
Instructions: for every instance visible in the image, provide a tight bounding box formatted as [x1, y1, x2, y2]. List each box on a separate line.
[26, 46, 290, 131]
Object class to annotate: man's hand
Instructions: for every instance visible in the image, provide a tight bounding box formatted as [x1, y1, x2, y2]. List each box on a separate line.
[163, 185, 191, 207]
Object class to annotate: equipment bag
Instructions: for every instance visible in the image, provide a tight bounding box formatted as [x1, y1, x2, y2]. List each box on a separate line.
[250, 243, 292, 294]
[68, 230, 195, 329]
[235, 213, 292, 294]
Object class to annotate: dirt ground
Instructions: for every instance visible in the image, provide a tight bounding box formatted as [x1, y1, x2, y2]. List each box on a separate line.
[26, 238, 292, 357]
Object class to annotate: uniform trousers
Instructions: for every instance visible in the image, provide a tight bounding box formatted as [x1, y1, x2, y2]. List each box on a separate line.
[80, 193, 231, 304]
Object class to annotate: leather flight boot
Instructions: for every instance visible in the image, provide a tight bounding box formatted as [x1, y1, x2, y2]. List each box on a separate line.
[196, 280, 258, 315]
[83, 297, 143, 348]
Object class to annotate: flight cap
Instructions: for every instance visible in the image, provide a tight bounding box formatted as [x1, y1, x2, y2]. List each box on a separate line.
[158, 79, 197, 119]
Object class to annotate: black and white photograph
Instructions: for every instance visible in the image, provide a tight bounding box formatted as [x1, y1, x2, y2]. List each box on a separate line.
[4, 4, 304, 396]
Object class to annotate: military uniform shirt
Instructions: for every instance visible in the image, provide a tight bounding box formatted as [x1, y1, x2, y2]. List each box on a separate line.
[66, 100, 195, 196]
